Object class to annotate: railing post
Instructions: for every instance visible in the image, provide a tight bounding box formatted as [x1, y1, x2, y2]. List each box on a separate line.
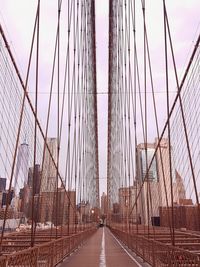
[5, 256, 9, 267]
[62, 238, 64, 260]
[35, 247, 39, 267]
[51, 242, 55, 267]
[152, 240, 156, 267]
[69, 236, 71, 253]
[142, 237, 145, 262]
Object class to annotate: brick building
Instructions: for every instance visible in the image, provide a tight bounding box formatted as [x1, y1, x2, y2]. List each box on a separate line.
[160, 202, 200, 231]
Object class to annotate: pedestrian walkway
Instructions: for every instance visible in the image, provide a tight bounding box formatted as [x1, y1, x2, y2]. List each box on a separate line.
[60, 227, 143, 267]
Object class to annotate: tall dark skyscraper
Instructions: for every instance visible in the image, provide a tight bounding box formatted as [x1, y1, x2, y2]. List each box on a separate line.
[28, 164, 41, 195]
[0, 178, 6, 192]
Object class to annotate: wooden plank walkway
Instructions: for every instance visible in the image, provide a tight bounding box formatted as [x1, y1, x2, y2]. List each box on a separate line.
[60, 227, 143, 267]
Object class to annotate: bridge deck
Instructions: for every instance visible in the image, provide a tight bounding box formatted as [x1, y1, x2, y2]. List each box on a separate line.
[60, 227, 143, 267]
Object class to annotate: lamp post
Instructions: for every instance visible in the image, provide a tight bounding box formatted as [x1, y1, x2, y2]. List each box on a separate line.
[91, 209, 94, 222]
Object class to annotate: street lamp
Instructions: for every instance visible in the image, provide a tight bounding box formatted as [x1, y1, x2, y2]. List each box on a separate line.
[91, 209, 94, 222]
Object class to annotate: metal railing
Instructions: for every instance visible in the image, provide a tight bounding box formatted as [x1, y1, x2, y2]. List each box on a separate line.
[0, 228, 96, 266]
[110, 227, 200, 267]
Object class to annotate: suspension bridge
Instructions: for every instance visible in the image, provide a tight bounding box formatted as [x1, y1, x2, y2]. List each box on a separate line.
[0, 0, 200, 266]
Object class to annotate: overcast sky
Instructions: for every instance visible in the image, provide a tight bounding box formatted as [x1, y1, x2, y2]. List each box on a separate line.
[1, 0, 200, 195]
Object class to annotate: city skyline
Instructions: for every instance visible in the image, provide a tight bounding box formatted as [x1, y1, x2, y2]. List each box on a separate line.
[0, 1, 200, 265]
[1, 1, 199, 196]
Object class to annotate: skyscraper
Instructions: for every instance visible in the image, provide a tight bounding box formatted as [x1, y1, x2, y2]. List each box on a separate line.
[137, 138, 176, 225]
[14, 143, 29, 190]
[28, 164, 41, 195]
[101, 192, 108, 216]
[173, 171, 186, 204]
[40, 138, 57, 192]
[137, 143, 158, 182]
[0, 178, 6, 192]
[156, 138, 175, 208]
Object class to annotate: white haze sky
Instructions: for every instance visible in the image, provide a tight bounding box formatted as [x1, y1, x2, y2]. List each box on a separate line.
[1, 1, 200, 195]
